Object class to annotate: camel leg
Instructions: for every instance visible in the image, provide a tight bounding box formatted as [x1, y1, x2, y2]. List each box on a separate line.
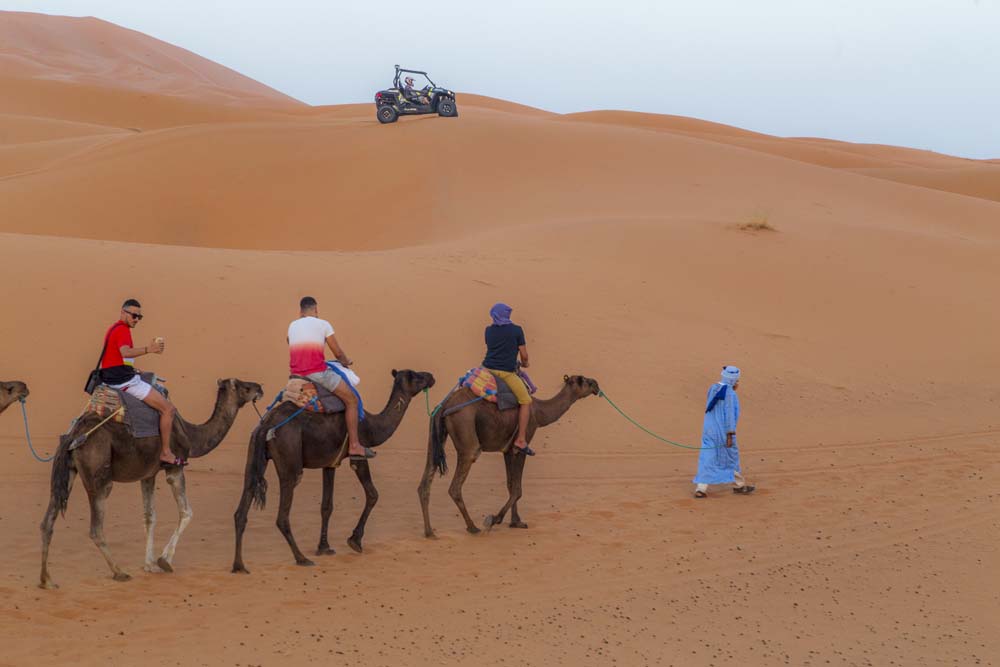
[156, 468, 192, 572]
[276, 470, 313, 566]
[507, 452, 529, 528]
[485, 450, 524, 530]
[39, 469, 76, 589]
[346, 459, 378, 553]
[141, 477, 162, 573]
[316, 467, 336, 556]
[448, 451, 482, 534]
[232, 481, 256, 574]
[418, 431, 440, 539]
[88, 485, 131, 582]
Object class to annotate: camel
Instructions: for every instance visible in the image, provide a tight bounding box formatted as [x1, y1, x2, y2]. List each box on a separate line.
[418, 374, 600, 537]
[0, 380, 29, 415]
[39, 378, 263, 589]
[232, 368, 436, 573]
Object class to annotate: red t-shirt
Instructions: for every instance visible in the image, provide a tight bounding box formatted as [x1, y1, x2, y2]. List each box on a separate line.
[99, 321, 136, 384]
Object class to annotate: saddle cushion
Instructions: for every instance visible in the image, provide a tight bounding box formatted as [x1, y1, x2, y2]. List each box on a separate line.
[282, 378, 346, 414]
[460, 368, 518, 411]
[84, 384, 163, 438]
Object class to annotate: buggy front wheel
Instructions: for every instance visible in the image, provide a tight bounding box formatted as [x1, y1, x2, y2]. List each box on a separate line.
[437, 98, 458, 117]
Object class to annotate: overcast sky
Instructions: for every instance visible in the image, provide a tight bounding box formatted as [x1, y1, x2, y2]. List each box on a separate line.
[5, 0, 999, 158]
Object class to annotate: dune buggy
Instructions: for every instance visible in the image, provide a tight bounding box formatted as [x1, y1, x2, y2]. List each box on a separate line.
[374, 65, 458, 124]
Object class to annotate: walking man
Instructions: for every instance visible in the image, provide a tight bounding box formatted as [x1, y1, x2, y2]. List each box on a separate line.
[693, 365, 755, 498]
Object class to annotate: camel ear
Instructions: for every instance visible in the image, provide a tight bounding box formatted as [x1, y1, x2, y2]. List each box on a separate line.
[391, 369, 398, 378]
[217, 378, 224, 387]
[563, 375, 570, 383]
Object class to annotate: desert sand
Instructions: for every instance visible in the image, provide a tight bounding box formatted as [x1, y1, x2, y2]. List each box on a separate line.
[1, 11, 998, 667]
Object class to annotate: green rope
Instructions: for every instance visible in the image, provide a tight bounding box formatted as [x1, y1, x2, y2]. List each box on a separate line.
[423, 388, 442, 417]
[599, 391, 725, 450]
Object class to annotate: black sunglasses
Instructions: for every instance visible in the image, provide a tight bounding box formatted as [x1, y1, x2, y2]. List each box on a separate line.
[123, 310, 143, 320]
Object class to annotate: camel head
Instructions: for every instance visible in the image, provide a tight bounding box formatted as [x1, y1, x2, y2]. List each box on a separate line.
[217, 378, 265, 407]
[562, 375, 601, 399]
[0, 381, 29, 413]
[390, 369, 437, 396]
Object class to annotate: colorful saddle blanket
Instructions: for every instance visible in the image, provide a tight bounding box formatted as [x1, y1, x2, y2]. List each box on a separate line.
[459, 368, 518, 411]
[281, 378, 346, 414]
[83, 383, 164, 438]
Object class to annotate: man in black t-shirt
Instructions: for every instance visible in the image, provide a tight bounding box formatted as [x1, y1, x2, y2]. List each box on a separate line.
[483, 303, 534, 455]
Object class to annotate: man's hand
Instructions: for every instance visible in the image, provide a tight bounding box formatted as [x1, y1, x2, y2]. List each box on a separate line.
[149, 338, 165, 354]
[726, 433, 735, 448]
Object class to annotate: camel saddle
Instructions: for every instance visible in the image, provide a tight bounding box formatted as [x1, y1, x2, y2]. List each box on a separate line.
[82, 374, 166, 439]
[281, 377, 346, 414]
[460, 368, 519, 411]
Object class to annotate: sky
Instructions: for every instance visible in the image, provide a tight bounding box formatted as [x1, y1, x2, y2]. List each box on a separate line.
[4, 0, 999, 158]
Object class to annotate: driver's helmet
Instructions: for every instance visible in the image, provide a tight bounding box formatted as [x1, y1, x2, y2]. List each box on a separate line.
[404, 76, 415, 87]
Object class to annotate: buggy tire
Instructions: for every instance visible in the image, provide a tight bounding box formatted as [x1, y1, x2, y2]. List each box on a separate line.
[377, 105, 399, 124]
[437, 97, 458, 117]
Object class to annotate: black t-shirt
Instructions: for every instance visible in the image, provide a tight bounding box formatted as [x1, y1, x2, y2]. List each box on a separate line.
[482, 324, 525, 372]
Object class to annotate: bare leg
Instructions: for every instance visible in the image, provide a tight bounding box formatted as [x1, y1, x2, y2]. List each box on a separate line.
[156, 468, 193, 572]
[346, 459, 378, 553]
[316, 467, 336, 556]
[331, 383, 367, 457]
[39, 469, 75, 589]
[142, 389, 177, 464]
[514, 403, 530, 447]
[88, 486, 131, 581]
[141, 477, 161, 572]
[275, 470, 313, 566]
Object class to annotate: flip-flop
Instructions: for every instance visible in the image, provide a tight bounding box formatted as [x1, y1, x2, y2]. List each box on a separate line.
[694, 490, 708, 499]
[733, 485, 756, 495]
[349, 447, 377, 461]
[514, 445, 535, 456]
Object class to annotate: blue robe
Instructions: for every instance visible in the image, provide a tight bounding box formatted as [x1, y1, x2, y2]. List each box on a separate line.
[693, 383, 741, 485]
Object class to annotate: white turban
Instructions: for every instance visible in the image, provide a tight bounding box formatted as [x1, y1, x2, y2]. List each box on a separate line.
[720, 366, 741, 386]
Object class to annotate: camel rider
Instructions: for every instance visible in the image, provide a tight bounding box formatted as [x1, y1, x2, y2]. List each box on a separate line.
[483, 302, 534, 456]
[288, 297, 375, 461]
[98, 299, 179, 466]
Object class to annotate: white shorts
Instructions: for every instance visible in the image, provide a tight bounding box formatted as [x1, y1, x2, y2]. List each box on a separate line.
[109, 374, 153, 401]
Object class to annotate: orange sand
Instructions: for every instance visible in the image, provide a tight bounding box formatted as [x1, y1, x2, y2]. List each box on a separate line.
[0, 11, 997, 667]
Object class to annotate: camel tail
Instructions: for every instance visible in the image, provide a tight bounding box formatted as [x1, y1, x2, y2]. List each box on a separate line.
[430, 409, 449, 476]
[50, 434, 75, 516]
[247, 425, 270, 510]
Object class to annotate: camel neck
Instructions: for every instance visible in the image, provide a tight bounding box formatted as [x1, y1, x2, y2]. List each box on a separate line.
[359, 381, 413, 447]
[532, 384, 578, 427]
[176, 387, 240, 458]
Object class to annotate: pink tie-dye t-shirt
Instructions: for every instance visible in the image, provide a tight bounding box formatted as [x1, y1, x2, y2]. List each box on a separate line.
[288, 316, 334, 376]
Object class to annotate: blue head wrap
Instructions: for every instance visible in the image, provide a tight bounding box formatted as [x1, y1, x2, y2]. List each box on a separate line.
[490, 303, 513, 326]
[721, 366, 741, 386]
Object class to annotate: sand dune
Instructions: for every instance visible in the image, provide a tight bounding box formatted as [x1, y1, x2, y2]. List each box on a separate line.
[0, 10, 998, 667]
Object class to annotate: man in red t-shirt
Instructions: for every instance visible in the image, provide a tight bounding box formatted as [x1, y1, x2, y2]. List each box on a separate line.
[99, 298, 179, 466]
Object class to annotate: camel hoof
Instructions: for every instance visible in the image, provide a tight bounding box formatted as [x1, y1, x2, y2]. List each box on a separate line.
[424, 530, 437, 539]
[296, 559, 315, 567]
[509, 521, 529, 529]
[143, 563, 163, 574]
[347, 537, 363, 553]
[113, 571, 132, 582]
[232, 564, 250, 574]
[316, 546, 336, 556]
[483, 515, 496, 531]
[467, 525, 481, 535]
[156, 557, 174, 573]
[39, 579, 59, 590]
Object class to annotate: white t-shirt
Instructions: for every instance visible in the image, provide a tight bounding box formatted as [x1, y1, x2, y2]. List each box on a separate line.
[288, 316, 334, 375]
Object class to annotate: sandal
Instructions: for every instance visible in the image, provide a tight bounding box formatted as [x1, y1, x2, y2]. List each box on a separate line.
[733, 485, 756, 495]
[694, 490, 707, 499]
[349, 446, 377, 461]
[159, 458, 188, 469]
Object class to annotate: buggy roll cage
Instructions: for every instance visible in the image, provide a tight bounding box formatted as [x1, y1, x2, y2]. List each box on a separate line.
[393, 65, 437, 89]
